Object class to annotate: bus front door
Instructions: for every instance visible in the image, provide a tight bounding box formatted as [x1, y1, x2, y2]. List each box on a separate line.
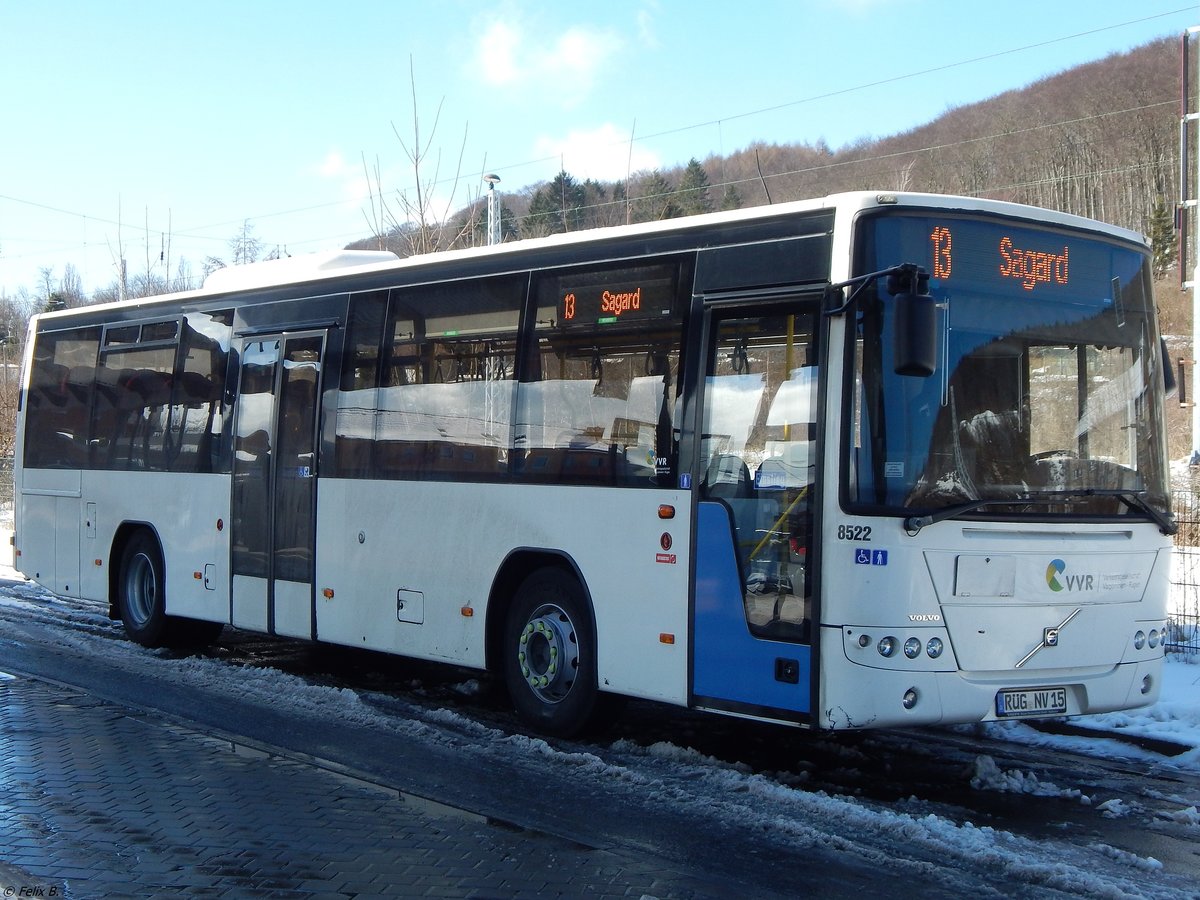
[230, 331, 325, 638]
[692, 303, 819, 722]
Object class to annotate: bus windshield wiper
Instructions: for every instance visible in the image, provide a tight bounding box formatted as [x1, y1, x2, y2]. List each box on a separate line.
[903, 499, 997, 535]
[1046, 488, 1178, 536]
[902, 489, 1177, 536]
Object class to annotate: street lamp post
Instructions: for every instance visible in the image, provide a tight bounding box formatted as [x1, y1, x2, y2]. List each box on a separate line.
[483, 174, 501, 246]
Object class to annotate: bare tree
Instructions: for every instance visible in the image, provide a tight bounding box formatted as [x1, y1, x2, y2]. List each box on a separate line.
[172, 258, 196, 293]
[59, 264, 86, 307]
[0, 292, 33, 460]
[362, 58, 477, 257]
[230, 220, 263, 265]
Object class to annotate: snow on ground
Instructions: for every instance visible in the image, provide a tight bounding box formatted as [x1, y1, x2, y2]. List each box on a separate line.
[951, 655, 1200, 775]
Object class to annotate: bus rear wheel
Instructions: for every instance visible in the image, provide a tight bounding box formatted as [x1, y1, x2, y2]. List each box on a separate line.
[503, 567, 600, 738]
[118, 530, 170, 647]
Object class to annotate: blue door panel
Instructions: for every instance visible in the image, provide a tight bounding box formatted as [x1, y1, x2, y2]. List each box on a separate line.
[693, 501, 811, 712]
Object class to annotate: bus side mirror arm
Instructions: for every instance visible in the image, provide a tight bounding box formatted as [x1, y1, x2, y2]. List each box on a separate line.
[823, 263, 936, 377]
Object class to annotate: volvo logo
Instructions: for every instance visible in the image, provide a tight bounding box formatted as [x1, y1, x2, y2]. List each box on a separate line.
[1015, 608, 1081, 668]
[908, 614, 942, 622]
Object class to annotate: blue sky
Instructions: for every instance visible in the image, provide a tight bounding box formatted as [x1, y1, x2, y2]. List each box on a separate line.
[0, 0, 1196, 298]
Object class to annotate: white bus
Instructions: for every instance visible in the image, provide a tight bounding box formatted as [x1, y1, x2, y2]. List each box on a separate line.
[13, 191, 1175, 736]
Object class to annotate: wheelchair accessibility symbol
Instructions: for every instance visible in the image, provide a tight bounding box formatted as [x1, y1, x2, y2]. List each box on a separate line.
[855, 547, 888, 566]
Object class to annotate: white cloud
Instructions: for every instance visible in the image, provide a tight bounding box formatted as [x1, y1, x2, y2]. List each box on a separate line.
[636, 1, 659, 49]
[315, 150, 351, 180]
[310, 149, 372, 206]
[533, 124, 660, 182]
[471, 12, 623, 108]
[476, 19, 522, 86]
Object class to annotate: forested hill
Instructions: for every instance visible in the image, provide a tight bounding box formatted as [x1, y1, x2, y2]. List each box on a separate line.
[715, 35, 1178, 234]
[354, 35, 1185, 264]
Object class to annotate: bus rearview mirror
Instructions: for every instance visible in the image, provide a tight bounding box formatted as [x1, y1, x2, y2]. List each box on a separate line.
[890, 271, 936, 378]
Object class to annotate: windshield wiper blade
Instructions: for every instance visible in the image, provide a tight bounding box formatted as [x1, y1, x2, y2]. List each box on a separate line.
[902, 489, 1177, 536]
[1039, 488, 1178, 536]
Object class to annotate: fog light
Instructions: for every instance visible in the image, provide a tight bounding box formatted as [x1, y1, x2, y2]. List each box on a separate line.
[1148, 629, 1160, 649]
[878, 636, 897, 658]
[858, 633, 871, 649]
[926, 637, 944, 659]
[1141, 674, 1153, 695]
[902, 688, 919, 709]
[1134, 630, 1146, 650]
[903, 637, 921, 659]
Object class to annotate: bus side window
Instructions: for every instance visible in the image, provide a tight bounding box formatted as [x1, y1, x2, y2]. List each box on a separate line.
[516, 336, 681, 487]
[518, 263, 685, 488]
[92, 346, 176, 470]
[166, 311, 232, 474]
[23, 327, 100, 469]
[335, 280, 523, 482]
[334, 290, 387, 478]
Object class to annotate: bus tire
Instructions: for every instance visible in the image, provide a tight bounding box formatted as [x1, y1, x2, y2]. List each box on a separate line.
[118, 530, 170, 647]
[503, 567, 600, 738]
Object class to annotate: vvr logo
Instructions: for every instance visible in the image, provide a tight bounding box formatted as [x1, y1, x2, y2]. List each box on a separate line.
[1045, 558, 1094, 593]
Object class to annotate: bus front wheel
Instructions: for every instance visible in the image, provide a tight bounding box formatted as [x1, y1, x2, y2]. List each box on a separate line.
[118, 530, 171, 647]
[503, 568, 600, 738]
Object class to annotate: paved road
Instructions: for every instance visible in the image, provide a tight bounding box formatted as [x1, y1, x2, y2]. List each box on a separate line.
[0, 670, 740, 899]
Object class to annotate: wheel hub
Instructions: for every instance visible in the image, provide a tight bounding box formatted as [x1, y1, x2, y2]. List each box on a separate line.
[124, 552, 157, 628]
[517, 604, 578, 703]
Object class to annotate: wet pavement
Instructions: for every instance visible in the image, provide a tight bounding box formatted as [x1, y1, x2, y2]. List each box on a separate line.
[0, 670, 717, 899]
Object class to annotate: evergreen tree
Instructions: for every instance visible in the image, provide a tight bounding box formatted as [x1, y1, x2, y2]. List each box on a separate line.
[676, 158, 713, 217]
[629, 169, 681, 223]
[1146, 198, 1176, 279]
[719, 184, 742, 212]
[581, 179, 616, 228]
[524, 171, 585, 237]
[525, 188, 561, 237]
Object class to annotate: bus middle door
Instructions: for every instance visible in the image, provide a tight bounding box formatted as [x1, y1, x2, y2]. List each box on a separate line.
[230, 331, 325, 639]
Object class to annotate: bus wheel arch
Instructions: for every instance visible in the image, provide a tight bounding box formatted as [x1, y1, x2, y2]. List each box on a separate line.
[109, 522, 224, 649]
[487, 551, 603, 737]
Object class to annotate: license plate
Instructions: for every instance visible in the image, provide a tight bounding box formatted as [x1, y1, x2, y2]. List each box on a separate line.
[995, 686, 1067, 717]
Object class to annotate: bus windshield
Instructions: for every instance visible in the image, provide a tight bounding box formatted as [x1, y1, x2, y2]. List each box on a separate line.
[849, 212, 1170, 520]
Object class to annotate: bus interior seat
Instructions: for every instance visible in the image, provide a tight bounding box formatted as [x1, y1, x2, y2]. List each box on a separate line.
[704, 453, 752, 498]
[33, 363, 70, 407]
[176, 370, 218, 405]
